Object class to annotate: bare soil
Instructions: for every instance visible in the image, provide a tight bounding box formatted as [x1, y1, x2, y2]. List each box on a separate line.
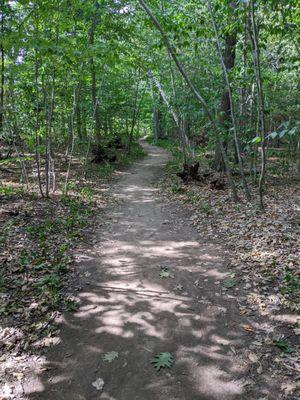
[20, 141, 292, 400]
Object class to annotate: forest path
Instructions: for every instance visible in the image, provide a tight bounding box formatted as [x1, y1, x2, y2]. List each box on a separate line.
[27, 141, 261, 400]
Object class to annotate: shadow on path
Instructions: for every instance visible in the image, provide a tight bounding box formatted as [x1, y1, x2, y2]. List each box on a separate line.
[24, 142, 269, 400]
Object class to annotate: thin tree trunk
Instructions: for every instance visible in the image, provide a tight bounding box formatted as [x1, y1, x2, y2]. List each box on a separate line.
[150, 71, 188, 163]
[75, 83, 82, 140]
[44, 74, 55, 197]
[297, 139, 300, 180]
[89, 0, 101, 141]
[3, 113, 29, 190]
[250, 0, 266, 209]
[207, 0, 251, 200]
[138, 0, 238, 201]
[64, 87, 76, 195]
[128, 68, 143, 153]
[34, 48, 44, 197]
[14, 141, 29, 190]
[167, 51, 193, 156]
[155, 96, 164, 139]
[84, 81, 103, 178]
[212, 8, 237, 171]
[0, 0, 4, 134]
[6, 60, 29, 190]
[149, 78, 162, 139]
[128, 85, 146, 151]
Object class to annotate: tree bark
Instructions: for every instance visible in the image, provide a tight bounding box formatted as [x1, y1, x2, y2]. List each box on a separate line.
[75, 83, 82, 140]
[0, 0, 5, 134]
[250, 0, 266, 209]
[64, 86, 76, 195]
[138, 0, 238, 201]
[207, 0, 251, 200]
[212, 1, 237, 172]
[150, 71, 189, 162]
[149, 78, 164, 139]
[155, 95, 164, 139]
[33, 3, 44, 197]
[89, 0, 101, 141]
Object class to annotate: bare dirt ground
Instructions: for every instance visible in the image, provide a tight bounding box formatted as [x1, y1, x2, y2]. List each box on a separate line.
[20, 141, 292, 400]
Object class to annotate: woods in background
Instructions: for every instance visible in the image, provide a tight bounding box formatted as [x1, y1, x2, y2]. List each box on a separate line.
[0, 0, 299, 207]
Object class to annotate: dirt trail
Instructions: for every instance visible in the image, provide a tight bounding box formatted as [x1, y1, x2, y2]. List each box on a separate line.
[25, 141, 269, 400]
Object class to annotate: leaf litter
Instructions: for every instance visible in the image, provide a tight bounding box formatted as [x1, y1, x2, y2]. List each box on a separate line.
[0, 155, 110, 399]
[159, 169, 300, 398]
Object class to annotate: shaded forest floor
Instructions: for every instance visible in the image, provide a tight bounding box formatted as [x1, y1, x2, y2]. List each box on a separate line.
[155, 139, 300, 397]
[0, 142, 145, 398]
[0, 139, 299, 399]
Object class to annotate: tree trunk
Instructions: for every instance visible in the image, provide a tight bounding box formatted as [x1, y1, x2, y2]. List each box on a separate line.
[89, 1, 101, 141]
[207, 0, 251, 200]
[64, 86, 76, 195]
[213, 1, 237, 172]
[151, 71, 189, 162]
[33, 5, 44, 197]
[250, 0, 266, 209]
[297, 138, 300, 180]
[139, 0, 238, 201]
[75, 83, 82, 140]
[0, 1, 5, 134]
[149, 78, 164, 140]
[155, 95, 164, 139]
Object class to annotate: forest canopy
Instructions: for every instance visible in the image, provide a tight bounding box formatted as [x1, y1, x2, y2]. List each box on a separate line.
[0, 2, 299, 398]
[0, 0, 299, 203]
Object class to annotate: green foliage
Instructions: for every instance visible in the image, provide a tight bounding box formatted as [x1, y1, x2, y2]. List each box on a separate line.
[159, 267, 174, 278]
[273, 340, 294, 354]
[151, 352, 174, 371]
[0, 273, 5, 292]
[171, 183, 186, 195]
[201, 203, 212, 214]
[1, 0, 298, 198]
[65, 299, 79, 312]
[80, 186, 94, 201]
[281, 273, 300, 296]
[223, 278, 236, 289]
[267, 121, 300, 140]
[0, 186, 24, 197]
[102, 351, 119, 363]
[0, 156, 33, 166]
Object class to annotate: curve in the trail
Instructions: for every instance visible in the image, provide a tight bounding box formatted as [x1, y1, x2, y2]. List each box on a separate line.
[25, 141, 267, 400]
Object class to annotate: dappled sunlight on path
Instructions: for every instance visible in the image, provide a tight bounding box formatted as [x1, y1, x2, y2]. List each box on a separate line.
[24, 142, 262, 400]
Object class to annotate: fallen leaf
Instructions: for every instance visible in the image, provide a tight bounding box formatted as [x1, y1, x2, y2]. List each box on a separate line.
[281, 381, 299, 395]
[159, 267, 174, 278]
[248, 352, 259, 363]
[92, 378, 104, 391]
[151, 352, 174, 371]
[243, 325, 255, 333]
[102, 351, 119, 363]
[223, 278, 236, 289]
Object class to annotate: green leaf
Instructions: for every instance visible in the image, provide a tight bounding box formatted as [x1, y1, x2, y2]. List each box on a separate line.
[159, 267, 174, 278]
[65, 299, 79, 312]
[267, 131, 278, 139]
[223, 278, 236, 289]
[279, 130, 287, 138]
[151, 352, 174, 371]
[251, 136, 262, 144]
[273, 340, 294, 354]
[102, 351, 119, 363]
